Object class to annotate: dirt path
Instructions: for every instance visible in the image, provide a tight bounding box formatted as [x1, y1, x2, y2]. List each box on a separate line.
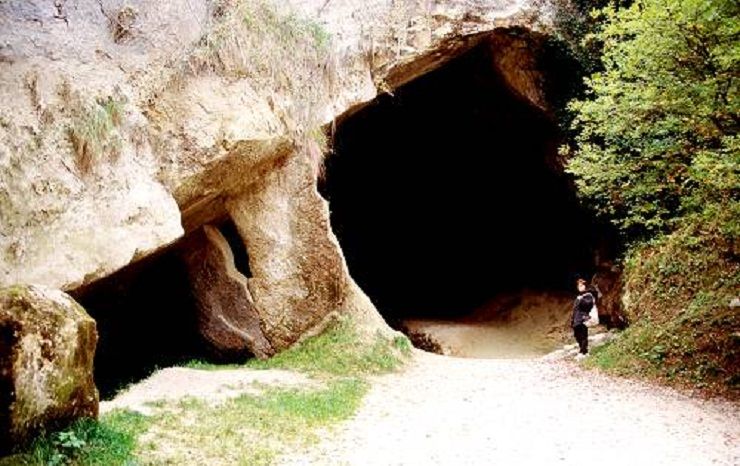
[100, 367, 314, 415]
[280, 350, 740, 466]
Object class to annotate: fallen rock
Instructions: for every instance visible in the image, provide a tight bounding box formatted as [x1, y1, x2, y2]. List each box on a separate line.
[183, 225, 274, 359]
[0, 285, 98, 454]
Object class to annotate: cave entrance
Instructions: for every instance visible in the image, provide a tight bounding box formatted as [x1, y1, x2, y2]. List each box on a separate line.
[71, 217, 252, 399]
[322, 30, 612, 357]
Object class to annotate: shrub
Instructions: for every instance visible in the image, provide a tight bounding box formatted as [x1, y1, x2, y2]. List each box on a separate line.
[564, 0, 739, 239]
[69, 97, 125, 174]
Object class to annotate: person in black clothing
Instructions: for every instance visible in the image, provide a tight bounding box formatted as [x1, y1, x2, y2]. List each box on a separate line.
[572, 278, 595, 356]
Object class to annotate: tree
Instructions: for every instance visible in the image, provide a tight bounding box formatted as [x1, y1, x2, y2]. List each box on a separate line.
[565, 0, 739, 239]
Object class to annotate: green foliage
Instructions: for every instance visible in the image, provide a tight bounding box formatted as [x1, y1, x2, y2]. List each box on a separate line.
[69, 97, 125, 174]
[11, 410, 148, 465]
[243, 378, 367, 426]
[586, 212, 740, 396]
[565, 0, 739, 238]
[564, 0, 740, 397]
[247, 318, 411, 377]
[542, 1, 636, 144]
[549, 0, 632, 75]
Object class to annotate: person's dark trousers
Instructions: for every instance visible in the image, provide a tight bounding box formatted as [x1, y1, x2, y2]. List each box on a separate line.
[573, 324, 588, 354]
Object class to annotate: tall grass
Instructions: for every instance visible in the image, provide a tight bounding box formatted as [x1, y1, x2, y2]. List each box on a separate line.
[190, 0, 335, 140]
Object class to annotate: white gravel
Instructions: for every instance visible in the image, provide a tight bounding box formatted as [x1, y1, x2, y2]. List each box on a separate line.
[280, 350, 740, 466]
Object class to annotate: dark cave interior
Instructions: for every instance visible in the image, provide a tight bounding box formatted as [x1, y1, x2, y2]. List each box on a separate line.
[321, 35, 614, 324]
[71, 31, 621, 397]
[71, 218, 251, 399]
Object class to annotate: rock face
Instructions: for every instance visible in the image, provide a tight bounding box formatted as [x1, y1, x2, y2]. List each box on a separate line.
[487, 30, 549, 111]
[0, 285, 98, 454]
[183, 225, 274, 359]
[0, 1, 553, 348]
[0, 1, 189, 291]
[225, 147, 364, 348]
[592, 266, 628, 329]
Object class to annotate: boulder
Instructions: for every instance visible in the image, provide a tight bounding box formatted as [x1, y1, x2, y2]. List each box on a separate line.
[183, 226, 274, 359]
[0, 285, 98, 454]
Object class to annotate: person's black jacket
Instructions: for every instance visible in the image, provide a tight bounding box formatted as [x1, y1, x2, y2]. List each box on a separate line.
[572, 291, 595, 328]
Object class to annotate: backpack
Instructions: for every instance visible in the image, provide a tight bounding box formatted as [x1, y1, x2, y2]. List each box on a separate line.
[584, 288, 600, 327]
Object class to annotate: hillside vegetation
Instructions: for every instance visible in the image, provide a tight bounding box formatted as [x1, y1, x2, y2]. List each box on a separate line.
[562, 0, 739, 396]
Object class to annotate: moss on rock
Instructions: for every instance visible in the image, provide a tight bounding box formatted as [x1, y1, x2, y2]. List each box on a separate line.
[0, 285, 98, 455]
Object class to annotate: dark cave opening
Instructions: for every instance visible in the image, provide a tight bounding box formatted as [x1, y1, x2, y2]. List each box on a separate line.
[321, 33, 615, 326]
[72, 217, 252, 399]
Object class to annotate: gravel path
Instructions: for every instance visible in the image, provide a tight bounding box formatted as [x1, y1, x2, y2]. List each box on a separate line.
[281, 350, 740, 466]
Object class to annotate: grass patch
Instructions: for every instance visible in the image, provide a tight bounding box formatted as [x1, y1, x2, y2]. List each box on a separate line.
[185, 317, 412, 377]
[136, 378, 368, 465]
[182, 359, 243, 371]
[246, 318, 411, 376]
[8, 318, 411, 464]
[68, 97, 124, 174]
[6, 410, 148, 466]
[5, 379, 369, 465]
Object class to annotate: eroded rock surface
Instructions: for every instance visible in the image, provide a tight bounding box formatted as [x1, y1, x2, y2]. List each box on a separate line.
[226, 150, 351, 350]
[0, 0, 553, 348]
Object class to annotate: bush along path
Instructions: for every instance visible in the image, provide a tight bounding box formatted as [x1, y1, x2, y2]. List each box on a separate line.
[561, 0, 740, 396]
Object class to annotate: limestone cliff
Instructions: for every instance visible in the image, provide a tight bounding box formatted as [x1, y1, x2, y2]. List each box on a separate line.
[0, 0, 551, 348]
